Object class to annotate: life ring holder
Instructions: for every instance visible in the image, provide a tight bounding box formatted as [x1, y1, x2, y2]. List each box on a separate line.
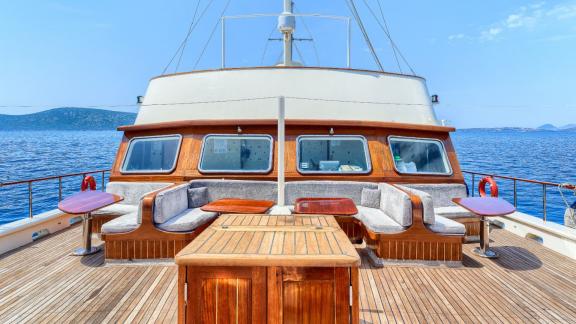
[478, 176, 498, 197]
[81, 175, 97, 191]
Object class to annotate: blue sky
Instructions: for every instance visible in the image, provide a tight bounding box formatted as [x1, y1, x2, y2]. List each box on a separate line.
[1, 0, 575, 128]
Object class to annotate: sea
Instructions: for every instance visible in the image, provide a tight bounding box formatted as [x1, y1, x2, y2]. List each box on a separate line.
[1, 130, 575, 226]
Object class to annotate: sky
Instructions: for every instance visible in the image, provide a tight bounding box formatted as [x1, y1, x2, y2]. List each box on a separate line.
[1, 0, 575, 128]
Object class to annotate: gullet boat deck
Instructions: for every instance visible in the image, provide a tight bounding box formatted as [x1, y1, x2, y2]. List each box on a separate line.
[1, 224, 575, 323]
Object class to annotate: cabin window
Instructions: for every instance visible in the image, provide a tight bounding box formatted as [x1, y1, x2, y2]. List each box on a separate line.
[297, 135, 371, 174]
[121, 135, 182, 173]
[388, 136, 452, 175]
[199, 135, 273, 173]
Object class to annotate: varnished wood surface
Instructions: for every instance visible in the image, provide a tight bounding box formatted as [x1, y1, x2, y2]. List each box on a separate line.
[294, 197, 358, 216]
[2, 225, 576, 323]
[58, 191, 123, 215]
[176, 214, 360, 267]
[200, 198, 275, 214]
[453, 197, 516, 217]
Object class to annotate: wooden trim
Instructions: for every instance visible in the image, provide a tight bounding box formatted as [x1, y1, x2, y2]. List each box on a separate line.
[118, 119, 455, 133]
[150, 66, 426, 82]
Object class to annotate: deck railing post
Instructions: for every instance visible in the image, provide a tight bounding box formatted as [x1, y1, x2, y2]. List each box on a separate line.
[101, 171, 105, 191]
[471, 174, 475, 197]
[543, 184, 547, 222]
[28, 182, 33, 219]
[58, 177, 63, 202]
[513, 179, 517, 207]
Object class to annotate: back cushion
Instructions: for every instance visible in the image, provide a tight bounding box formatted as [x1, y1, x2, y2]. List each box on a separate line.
[397, 185, 435, 225]
[106, 182, 173, 205]
[378, 183, 412, 227]
[154, 184, 189, 224]
[189, 180, 278, 203]
[403, 184, 467, 207]
[284, 181, 378, 205]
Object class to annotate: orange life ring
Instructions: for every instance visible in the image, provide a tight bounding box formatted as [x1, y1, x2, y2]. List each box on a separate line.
[81, 175, 97, 191]
[478, 176, 498, 197]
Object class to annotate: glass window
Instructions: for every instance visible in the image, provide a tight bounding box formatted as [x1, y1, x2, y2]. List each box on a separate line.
[297, 136, 371, 174]
[121, 135, 181, 173]
[389, 136, 452, 175]
[199, 135, 273, 173]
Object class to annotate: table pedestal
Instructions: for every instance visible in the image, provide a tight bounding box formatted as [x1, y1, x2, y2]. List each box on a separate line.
[73, 212, 101, 256]
[472, 216, 498, 259]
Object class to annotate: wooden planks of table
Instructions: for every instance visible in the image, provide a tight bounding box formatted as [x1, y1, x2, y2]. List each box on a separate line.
[175, 214, 360, 324]
[294, 197, 359, 216]
[200, 198, 275, 214]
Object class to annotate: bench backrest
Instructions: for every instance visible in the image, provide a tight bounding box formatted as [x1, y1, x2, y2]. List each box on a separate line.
[106, 182, 174, 205]
[190, 179, 278, 203]
[284, 181, 378, 205]
[402, 184, 467, 207]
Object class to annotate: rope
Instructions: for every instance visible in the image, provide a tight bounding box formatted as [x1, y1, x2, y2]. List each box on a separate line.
[193, 0, 232, 70]
[344, 0, 384, 71]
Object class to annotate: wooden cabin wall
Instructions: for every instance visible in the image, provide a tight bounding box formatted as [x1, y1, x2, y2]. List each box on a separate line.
[109, 124, 464, 184]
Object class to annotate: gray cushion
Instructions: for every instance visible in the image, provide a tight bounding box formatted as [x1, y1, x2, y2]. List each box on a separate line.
[91, 204, 137, 217]
[188, 187, 208, 208]
[101, 212, 138, 234]
[106, 182, 173, 205]
[403, 184, 467, 207]
[397, 185, 435, 225]
[427, 215, 466, 235]
[361, 188, 381, 209]
[354, 206, 405, 234]
[154, 184, 189, 224]
[435, 206, 477, 219]
[190, 180, 278, 202]
[285, 181, 378, 205]
[378, 183, 412, 227]
[157, 208, 217, 232]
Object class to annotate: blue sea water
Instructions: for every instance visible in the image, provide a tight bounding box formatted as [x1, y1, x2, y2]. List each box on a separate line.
[1, 130, 575, 225]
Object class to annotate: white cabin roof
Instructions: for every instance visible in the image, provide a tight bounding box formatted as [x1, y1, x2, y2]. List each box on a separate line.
[135, 67, 440, 126]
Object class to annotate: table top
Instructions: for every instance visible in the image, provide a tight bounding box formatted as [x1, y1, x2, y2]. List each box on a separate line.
[452, 197, 516, 217]
[58, 191, 123, 215]
[294, 197, 358, 216]
[175, 214, 360, 267]
[200, 198, 275, 214]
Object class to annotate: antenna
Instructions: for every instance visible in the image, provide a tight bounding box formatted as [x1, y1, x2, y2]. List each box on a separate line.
[278, 0, 295, 66]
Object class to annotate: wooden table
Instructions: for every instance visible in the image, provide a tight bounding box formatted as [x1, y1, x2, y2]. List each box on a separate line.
[175, 214, 360, 324]
[294, 197, 358, 216]
[200, 198, 275, 214]
[453, 197, 516, 259]
[58, 191, 123, 256]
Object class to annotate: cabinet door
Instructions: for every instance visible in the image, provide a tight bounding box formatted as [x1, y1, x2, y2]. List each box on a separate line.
[268, 267, 351, 324]
[185, 266, 267, 324]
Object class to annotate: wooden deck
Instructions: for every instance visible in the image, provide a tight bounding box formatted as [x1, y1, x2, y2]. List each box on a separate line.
[1, 225, 576, 323]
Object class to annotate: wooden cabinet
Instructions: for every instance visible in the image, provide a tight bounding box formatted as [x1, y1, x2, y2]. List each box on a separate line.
[176, 214, 360, 324]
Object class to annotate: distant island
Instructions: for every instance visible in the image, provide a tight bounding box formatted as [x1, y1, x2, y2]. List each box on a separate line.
[459, 124, 576, 132]
[0, 108, 136, 131]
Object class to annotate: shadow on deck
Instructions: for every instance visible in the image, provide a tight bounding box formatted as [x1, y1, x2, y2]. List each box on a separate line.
[1, 225, 575, 323]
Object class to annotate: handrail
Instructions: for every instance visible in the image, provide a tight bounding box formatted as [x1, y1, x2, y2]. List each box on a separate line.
[0, 169, 111, 219]
[463, 170, 576, 222]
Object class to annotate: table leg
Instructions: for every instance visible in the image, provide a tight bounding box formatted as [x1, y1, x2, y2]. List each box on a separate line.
[473, 216, 498, 259]
[73, 212, 101, 256]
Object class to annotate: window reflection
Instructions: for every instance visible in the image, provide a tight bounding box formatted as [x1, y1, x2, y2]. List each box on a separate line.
[199, 135, 273, 173]
[122, 135, 181, 173]
[389, 137, 451, 175]
[297, 136, 371, 174]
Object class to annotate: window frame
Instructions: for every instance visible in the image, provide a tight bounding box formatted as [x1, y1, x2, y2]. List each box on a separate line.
[198, 134, 274, 174]
[387, 135, 453, 176]
[296, 135, 372, 175]
[120, 134, 183, 174]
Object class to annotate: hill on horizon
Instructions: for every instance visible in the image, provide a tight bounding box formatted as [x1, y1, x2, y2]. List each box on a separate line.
[0, 108, 136, 130]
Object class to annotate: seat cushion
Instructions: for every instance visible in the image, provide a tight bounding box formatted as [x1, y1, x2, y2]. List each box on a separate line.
[91, 204, 138, 217]
[101, 212, 138, 234]
[106, 182, 173, 205]
[427, 215, 466, 235]
[188, 187, 208, 208]
[190, 180, 278, 202]
[285, 181, 378, 205]
[157, 208, 218, 232]
[361, 188, 381, 209]
[378, 183, 412, 227]
[354, 206, 405, 234]
[435, 206, 477, 219]
[397, 185, 435, 225]
[403, 183, 467, 207]
[154, 184, 189, 224]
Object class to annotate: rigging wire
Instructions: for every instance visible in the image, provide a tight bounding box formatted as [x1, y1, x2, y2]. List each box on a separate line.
[293, 42, 307, 66]
[361, 0, 415, 75]
[293, 5, 321, 66]
[344, 0, 384, 71]
[175, 0, 203, 73]
[193, 0, 232, 70]
[374, 0, 401, 72]
[260, 23, 280, 65]
[161, 0, 217, 75]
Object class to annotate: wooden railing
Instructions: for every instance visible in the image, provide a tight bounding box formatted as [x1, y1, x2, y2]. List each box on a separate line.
[0, 169, 110, 219]
[463, 170, 576, 222]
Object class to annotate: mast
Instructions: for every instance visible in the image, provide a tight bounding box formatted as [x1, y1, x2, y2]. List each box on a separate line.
[278, 0, 295, 66]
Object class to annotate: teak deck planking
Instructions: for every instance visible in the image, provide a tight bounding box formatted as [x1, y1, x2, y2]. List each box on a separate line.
[2, 225, 576, 323]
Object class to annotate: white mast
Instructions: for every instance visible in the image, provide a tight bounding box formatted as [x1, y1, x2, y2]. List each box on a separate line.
[278, 0, 295, 66]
